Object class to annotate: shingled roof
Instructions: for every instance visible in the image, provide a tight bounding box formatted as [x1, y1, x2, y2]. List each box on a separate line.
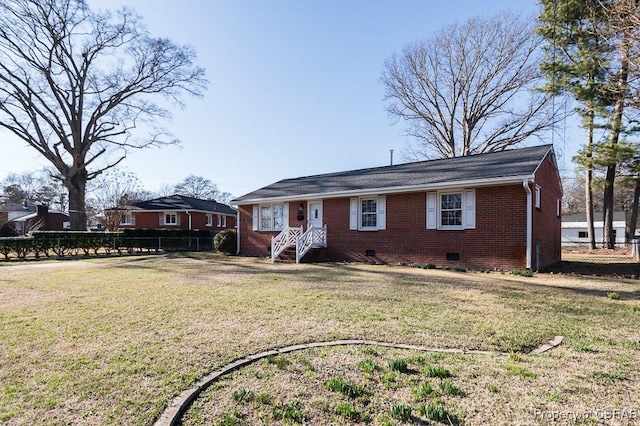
[233, 144, 555, 204]
[131, 195, 236, 215]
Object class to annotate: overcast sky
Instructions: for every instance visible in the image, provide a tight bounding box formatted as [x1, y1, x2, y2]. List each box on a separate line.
[0, 0, 582, 199]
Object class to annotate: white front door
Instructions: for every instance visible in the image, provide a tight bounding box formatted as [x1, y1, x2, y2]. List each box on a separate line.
[308, 201, 322, 229]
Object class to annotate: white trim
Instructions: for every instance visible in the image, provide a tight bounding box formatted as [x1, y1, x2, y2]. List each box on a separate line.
[353, 196, 386, 231]
[236, 210, 241, 254]
[258, 203, 288, 231]
[523, 179, 533, 269]
[349, 198, 358, 230]
[163, 212, 178, 226]
[426, 192, 437, 229]
[377, 197, 386, 230]
[252, 206, 259, 231]
[307, 200, 323, 228]
[438, 191, 464, 230]
[233, 175, 534, 206]
[428, 190, 475, 230]
[535, 185, 541, 209]
[464, 189, 476, 229]
[120, 212, 134, 225]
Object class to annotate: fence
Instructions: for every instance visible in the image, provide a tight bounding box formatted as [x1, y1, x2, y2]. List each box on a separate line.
[545, 240, 640, 277]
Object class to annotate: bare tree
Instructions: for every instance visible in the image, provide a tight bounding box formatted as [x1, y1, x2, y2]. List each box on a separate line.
[0, 0, 207, 230]
[174, 175, 232, 203]
[1, 169, 67, 209]
[382, 11, 559, 159]
[87, 167, 150, 228]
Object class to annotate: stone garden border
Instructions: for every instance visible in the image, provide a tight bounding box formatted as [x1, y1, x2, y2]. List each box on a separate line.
[154, 337, 563, 425]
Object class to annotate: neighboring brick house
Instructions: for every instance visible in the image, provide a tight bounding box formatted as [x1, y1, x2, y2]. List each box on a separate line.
[111, 194, 236, 232]
[0, 202, 69, 236]
[232, 145, 562, 270]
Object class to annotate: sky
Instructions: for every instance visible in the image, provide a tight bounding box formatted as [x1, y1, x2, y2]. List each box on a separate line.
[0, 0, 582, 200]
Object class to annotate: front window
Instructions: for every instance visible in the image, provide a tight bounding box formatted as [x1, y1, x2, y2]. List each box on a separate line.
[440, 193, 462, 227]
[164, 213, 178, 225]
[260, 204, 286, 230]
[120, 213, 133, 225]
[361, 199, 377, 229]
[206, 214, 212, 226]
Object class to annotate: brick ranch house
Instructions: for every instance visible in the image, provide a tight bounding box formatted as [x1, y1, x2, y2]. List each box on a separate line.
[110, 194, 236, 232]
[232, 145, 562, 270]
[0, 202, 69, 236]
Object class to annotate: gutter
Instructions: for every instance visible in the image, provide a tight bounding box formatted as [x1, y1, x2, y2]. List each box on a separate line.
[232, 175, 535, 206]
[522, 179, 532, 270]
[236, 210, 240, 255]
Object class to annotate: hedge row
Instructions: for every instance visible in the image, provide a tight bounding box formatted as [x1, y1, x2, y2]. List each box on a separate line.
[0, 229, 219, 260]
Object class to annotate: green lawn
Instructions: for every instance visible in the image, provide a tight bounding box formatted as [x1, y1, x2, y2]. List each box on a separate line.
[0, 253, 639, 425]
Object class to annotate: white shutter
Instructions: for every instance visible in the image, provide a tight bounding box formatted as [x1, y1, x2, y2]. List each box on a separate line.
[464, 189, 476, 229]
[131, 213, 135, 226]
[283, 203, 289, 227]
[349, 198, 358, 230]
[377, 196, 386, 230]
[159, 213, 163, 226]
[252, 205, 259, 231]
[426, 192, 437, 229]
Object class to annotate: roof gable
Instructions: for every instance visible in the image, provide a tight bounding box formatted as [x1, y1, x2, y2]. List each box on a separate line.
[131, 195, 236, 215]
[233, 145, 555, 203]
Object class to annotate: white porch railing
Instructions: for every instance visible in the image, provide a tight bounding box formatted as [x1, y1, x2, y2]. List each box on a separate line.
[271, 226, 303, 263]
[271, 225, 327, 263]
[296, 225, 327, 263]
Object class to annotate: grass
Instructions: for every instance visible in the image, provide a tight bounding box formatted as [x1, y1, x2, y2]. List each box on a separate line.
[0, 253, 639, 424]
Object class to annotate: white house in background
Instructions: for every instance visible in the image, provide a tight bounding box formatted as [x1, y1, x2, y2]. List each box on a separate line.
[561, 211, 626, 246]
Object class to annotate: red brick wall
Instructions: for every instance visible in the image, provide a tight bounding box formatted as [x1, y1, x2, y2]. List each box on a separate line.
[238, 156, 562, 270]
[119, 211, 236, 231]
[238, 185, 534, 269]
[532, 156, 563, 269]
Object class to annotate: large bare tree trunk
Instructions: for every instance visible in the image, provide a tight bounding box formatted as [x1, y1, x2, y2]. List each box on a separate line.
[66, 170, 88, 231]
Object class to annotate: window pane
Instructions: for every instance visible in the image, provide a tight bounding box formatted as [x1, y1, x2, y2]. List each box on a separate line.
[361, 199, 377, 228]
[361, 199, 377, 213]
[273, 205, 284, 229]
[261, 206, 271, 229]
[441, 193, 462, 226]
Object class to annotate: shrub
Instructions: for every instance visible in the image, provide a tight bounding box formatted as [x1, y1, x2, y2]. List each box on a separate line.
[215, 229, 237, 254]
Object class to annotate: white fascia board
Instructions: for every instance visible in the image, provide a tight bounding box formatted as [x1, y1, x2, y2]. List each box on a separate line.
[234, 175, 534, 205]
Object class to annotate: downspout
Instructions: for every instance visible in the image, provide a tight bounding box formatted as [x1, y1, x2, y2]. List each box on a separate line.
[186, 211, 192, 230]
[236, 209, 240, 255]
[523, 179, 532, 270]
